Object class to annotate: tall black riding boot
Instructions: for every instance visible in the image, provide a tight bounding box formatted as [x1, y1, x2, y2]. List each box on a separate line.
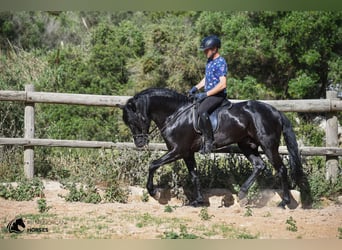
[199, 112, 214, 154]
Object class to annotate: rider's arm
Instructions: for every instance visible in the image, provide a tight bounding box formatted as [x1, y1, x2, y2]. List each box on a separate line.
[206, 76, 226, 96]
[195, 78, 205, 90]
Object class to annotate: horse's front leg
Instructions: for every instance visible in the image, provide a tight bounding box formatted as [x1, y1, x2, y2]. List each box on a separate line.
[147, 150, 180, 199]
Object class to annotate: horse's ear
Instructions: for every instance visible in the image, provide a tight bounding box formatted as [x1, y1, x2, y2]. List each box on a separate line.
[118, 104, 125, 110]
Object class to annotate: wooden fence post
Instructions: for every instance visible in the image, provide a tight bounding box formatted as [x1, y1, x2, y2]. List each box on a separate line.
[326, 90, 339, 183]
[24, 84, 35, 179]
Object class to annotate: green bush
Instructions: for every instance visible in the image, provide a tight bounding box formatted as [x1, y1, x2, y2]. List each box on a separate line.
[104, 184, 129, 203]
[286, 216, 298, 232]
[0, 178, 44, 201]
[162, 224, 199, 239]
[61, 182, 101, 204]
[288, 72, 318, 99]
[37, 198, 51, 213]
[305, 157, 342, 207]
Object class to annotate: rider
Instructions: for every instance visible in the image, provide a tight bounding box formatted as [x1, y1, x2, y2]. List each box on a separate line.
[188, 35, 228, 154]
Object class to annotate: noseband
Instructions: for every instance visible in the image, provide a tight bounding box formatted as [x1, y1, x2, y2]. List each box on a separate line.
[133, 133, 150, 142]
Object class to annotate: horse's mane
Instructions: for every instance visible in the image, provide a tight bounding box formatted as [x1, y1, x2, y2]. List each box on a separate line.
[134, 88, 190, 105]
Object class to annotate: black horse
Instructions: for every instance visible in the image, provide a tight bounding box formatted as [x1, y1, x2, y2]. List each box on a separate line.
[121, 88, 312, 208]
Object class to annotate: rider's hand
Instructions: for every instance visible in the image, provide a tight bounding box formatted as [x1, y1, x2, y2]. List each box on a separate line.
[195, 92, 207, 101]
[188, 86, 198, 96]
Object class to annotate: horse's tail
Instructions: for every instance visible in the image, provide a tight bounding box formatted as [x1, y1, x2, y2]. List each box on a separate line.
[281, 112, 313, 208]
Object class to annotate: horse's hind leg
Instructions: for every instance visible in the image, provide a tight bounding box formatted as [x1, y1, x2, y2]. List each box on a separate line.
[238, 142, 266, 203]
[183, 154, 204, 206]
[263, 147, 291, 209]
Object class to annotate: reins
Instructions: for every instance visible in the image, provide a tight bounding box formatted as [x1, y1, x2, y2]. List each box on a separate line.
[146, 100, 197, 141]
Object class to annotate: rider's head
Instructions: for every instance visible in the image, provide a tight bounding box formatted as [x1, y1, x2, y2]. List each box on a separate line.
[199, 35, 221, 60]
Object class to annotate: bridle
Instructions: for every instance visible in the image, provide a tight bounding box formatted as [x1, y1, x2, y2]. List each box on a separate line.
[133, 99, 197, 143]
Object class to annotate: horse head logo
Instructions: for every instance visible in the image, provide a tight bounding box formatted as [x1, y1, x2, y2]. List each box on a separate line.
[7, 217, 26, 233]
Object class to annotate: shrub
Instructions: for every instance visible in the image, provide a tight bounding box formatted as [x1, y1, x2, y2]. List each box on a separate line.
[37, 198, 51, 213]
[104, 183, 130, 203]
[61, 182, 101, 204]
[162, 224, 199, 239]
[286, 216, 298, 232]
[199, 207, 214, 221]
[0, 178, 44, 201]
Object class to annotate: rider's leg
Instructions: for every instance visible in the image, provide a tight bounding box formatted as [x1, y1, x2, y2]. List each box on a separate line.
[198, 111, 214, 153]
[197, 95, 224, 154]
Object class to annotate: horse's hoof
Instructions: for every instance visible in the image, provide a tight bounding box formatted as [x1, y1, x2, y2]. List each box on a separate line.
[189, 199, 206, 207]
[238, 191, 249, 207]
[185, 197, 205, 207]
[239, 198, 249, 207]
[238, 191, 247, 200]
[152, 189, 161, 201]
[277, 201, 287, 209]
[148, 188, 159, 200]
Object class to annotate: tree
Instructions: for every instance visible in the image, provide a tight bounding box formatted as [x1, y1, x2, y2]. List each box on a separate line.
[128, 14, 203, 93]
[219, 11, 341, 99]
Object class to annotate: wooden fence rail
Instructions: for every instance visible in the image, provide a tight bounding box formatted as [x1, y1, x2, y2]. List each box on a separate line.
[1, 138, 342, 156]
[1, 89, 342, 112]
[0, 85, 341, 181]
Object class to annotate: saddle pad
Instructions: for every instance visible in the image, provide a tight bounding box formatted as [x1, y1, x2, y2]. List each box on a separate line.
[193, 99, 233, 133]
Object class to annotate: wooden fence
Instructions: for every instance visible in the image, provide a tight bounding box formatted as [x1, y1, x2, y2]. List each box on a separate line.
[0, 85, 341, 181]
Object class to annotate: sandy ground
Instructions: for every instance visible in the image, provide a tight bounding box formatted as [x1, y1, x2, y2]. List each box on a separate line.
[1, 180, 341, 239]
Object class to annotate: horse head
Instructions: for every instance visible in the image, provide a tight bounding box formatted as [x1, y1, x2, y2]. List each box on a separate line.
[121, 96, 151, 148]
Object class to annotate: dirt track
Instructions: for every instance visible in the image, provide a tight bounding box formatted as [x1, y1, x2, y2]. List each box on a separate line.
[1, 180, 341, 239]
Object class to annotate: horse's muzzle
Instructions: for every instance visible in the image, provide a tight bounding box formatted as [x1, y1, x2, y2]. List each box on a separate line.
[133, 134, 149, 148]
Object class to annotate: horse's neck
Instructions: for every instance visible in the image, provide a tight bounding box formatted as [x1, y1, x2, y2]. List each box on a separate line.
[148, 96, 186, 128]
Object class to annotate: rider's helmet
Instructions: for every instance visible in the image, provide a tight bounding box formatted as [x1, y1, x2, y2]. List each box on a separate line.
[199, 35, 221, 51]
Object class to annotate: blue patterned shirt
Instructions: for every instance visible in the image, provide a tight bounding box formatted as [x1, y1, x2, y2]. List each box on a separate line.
[204, 56, 228, 93]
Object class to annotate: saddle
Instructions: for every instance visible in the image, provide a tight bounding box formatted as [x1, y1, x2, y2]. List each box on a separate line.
[193, 99, 233, 134]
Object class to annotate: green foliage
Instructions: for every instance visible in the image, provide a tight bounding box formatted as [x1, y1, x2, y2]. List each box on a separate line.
[338, 227, 342, 239]
[164, 205, 174, 213]
[37, 198, 51, 213]
[286, 216, 298, 232]
[141, 190, 150, 202]
[288, 72, 317, 99]
[195, 12, 230, 37]
[104, 183, 129, 203]
[227, 76, 277, 99]
[244, 206, 253, 217]
[285, 112, 325, 147]
[305, 156, 342, 206]
[61, 182, 101, 204]
[200, 223, 258, 239]
[0, 146, 24, 182]
[162, 224, 199, 239]
[236, 232, 259, 239]
[246, 182, 261, 202]
[0, 178, 44, 201]
[135, 212, 163, 228]
[199, 207, 214, 221]
[328, 55, 342, 84]
[0, 12, 45, 50]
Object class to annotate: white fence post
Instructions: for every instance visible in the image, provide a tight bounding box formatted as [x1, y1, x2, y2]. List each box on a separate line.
[24, 84, 35, 179]
[325, 90, 339, 183]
